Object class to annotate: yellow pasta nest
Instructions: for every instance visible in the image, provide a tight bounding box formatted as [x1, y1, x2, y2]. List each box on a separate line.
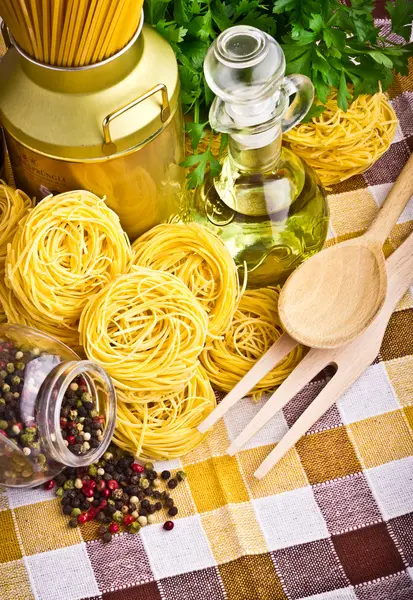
[201, 287, 303, 401]
[0, 182, 34, 323]
[113, 365, 216, 460]
[4, 190, 131, 349]
[284, 90, 398, 188]
[79, 267, 209, 398]
[131, 222, 242, 337]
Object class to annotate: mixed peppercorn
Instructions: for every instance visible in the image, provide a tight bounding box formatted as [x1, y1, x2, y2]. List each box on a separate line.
[0, 339, 104, 484]
[47, 447, 186, 542]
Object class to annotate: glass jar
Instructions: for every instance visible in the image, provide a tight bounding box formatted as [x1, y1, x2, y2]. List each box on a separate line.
[0, 324, 116, 488]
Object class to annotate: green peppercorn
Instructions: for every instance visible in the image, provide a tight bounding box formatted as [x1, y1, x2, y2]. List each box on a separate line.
[20, 433, 34, 446]
[0, 370, 7, 378]
[76, 399, 83, 408]
[113, 510, 123, 523]
[88, 465, 98, 477]
[107, 499, 115, 505]
[36, 454, 46, 465]
[140, 478, 149, 489]
[63, 479, 75, 490]
[0, 420, 8, 430]
[10, 376, 20, 386]
[55, 487, 64, 497]
[103, 452, 113, 461]
[0, 399, 5, 406]
[71, 508, 81, 517]
[128, 522, 141, 534]
[2, 384, 10, 392]
[6, 363, 14, 373]
[176, 471, 187, 482]
[90, 410, 98, 418]
[144, 462, 154, 471]
[16, 362, 25, 371]
[26, 427, 37, 434]
[81, 392, 92, 402]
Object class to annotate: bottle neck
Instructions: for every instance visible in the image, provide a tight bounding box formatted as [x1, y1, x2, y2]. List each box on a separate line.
[37, 360, 116, 467]
[228, 124, 282, 173]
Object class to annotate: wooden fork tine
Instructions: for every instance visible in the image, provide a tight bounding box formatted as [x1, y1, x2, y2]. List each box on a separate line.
[226, 346, 331, 456]
[198, 333, 298, 434]
[254, 362, 366, 479]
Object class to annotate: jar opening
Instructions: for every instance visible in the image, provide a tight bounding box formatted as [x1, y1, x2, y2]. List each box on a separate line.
[38, 360, 116, 467]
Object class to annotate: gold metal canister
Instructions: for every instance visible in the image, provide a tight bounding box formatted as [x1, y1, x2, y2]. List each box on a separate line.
[0, 20, 185, 240]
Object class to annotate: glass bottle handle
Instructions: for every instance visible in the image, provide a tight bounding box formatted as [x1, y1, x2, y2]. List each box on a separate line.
[281, 74, 314, 133]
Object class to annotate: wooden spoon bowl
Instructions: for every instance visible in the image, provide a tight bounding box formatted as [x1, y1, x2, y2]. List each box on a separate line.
[279, 153, 413, 349]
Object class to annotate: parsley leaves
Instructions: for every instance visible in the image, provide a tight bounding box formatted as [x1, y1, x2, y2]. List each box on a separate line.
[144, 0, 413, 187]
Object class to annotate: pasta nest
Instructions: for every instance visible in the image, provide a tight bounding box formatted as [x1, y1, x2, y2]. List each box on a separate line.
[201, 287, 303, 401]
[79, 267, 209, 398]
[113, 365, 216, 460]
[131, 222, 242, 337]
[284, 90, 398, 188]
[4, 190, 131, 349]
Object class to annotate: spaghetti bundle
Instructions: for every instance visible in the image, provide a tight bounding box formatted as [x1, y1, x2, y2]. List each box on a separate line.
[79, 268, 209, 397]
[284, 90, 398, 188]
[0, 0, 143, 67]
[131, 223, 242, 337]
[5, 190, 131, 349]
[113, 365, 216, 460]
[201, 287, 303, 401]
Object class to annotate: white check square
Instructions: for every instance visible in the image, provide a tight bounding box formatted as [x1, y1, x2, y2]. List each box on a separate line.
[366, 456, 413, 520]
[25, 544, 99, 600]
[141, 514, 216, 578]
[337, 363, 399, 424]
[7, 485, 56, 509]
[254, 486, 329, 551]
[224, 395, 289, 450]
[370, 182, 413, 223]
[297, 588, 357, 600]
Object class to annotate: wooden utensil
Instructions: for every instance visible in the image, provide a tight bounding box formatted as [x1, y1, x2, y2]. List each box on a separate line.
[226, 229, 413, 479]
[278, 153, 413, 349]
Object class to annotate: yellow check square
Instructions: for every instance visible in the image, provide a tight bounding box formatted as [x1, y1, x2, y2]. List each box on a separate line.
[328, 188, 378, 236]
[349, 410, 413, 469]
[0, 559, 33, 600]
[202, 502, 267, 563]
[182, 419, 230, 466]
[237, 445, 308, 499]
[186, 455, 249, 513]
[0, 510, 21, 563]
[386, 356, 413, 407]
[15, 498, 82, 555]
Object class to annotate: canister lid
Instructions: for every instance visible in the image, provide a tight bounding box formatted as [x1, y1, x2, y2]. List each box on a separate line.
[0, 25, 180, 160]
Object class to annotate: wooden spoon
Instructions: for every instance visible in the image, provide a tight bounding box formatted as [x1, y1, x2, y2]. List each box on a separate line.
[278, 153, 413, 349]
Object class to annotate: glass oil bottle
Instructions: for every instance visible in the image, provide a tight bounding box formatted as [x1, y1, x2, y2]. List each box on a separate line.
[189, 26, 329, 287]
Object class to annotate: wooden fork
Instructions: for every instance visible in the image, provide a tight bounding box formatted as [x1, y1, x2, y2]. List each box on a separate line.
[198, 229, 413, 479]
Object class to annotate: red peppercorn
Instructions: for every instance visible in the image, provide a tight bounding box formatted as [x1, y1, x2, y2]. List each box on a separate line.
[96, 480, 106, 492]
[14, 422, 23, 431]
[0, 429, 7, 437]
[86, 508, 97, 520]
[163, 521, 174, 531]
[132, 463, 144, 473]
[123, 514, 134, 526]
[107, 479, 119, 490]
[109, 522, 119, 534]
[68, 421, 77, 429]
[66, 435, 75, 445]
[88, 480, 96, 489]
[82, 486, 94, 498]
[43, 480, 55, 491]
[99, 499, 108, 509]
[60, 418, 68, 429]
[77, 513, 88, 524]
[100, 488, 110, 498]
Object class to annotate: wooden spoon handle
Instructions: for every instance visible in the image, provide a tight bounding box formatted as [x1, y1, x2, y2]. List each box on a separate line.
[365, 153, 413, 246]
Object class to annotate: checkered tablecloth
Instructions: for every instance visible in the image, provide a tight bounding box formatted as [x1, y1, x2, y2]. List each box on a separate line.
[1, 20, 413, 600]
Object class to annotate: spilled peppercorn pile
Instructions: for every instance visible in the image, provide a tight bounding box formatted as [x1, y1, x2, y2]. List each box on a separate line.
[47, 447, 186, 542]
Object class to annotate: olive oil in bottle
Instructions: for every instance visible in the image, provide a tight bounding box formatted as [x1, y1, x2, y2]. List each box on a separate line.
[189, 26, 329, 287]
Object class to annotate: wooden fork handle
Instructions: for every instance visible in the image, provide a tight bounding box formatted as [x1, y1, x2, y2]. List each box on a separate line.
[198, 333, 298, 434]
[365, 153, 413, 246]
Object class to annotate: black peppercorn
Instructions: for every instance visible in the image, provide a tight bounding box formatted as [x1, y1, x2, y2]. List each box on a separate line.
[63, 505, 73, 515]
[168, 478, 177, 489]
[148, 504, 156, 514]
[165, 498, 174, 508]
[55, 473, 66, 487]
[81, 501, 90, 511]
[105, 505, 116, 516]
[141, 499, 150, 509]
[92, 499, 100, 508]
[69, 518, 78, 528]
[71, 498, 81, 508]
[161, 470, 171, 480]
[96, 512, 106, 522]
[139, 508, 148, 517]
[154, 502, 162, 511]
[168, 506, 178, 517]
[152, 491, 161, 500]
[102, 532, 112, 543]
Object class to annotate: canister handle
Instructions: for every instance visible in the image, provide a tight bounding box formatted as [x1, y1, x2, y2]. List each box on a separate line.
[1, 21, 11, 50]
[102, 83, 171, 155]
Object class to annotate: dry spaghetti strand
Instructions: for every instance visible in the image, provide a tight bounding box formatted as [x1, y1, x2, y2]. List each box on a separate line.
[131, 222, 242, 338]
[201, 287, 303, 401]
[4, 190, 131, 349]
[284, 90, 398, 188]
[113, 365, 216, 460]
[79, 267, 209, 398]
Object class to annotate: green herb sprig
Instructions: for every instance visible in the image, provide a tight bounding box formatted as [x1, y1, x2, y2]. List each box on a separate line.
[144, 0, 413, 187]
